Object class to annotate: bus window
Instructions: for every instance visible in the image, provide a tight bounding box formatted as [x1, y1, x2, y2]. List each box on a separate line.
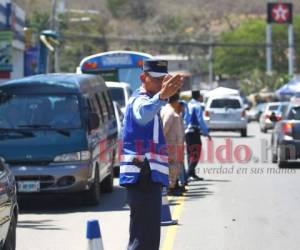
[118, 68, 143, 91]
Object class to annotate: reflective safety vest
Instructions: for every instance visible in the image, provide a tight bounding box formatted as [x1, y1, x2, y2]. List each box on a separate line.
[119, 90, 169, 187]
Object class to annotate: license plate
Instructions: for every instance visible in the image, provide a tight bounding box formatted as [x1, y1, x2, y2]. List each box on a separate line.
[18, 181, 40, 193]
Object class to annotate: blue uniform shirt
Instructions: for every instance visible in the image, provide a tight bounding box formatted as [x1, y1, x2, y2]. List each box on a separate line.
[185, 98, 209, 136]
[131, 90, 167, 125]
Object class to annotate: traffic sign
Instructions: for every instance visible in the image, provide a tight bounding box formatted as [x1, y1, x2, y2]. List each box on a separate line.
[267, 3, 293, 24]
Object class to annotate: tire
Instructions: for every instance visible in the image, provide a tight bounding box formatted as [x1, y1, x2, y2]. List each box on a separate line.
[278, 161, 288, 168]
[3, 212, 17, 250]
[82, 167, 100, 206]
[241, 129, 247, 137]
[278, 146, 289, 168]
[261, 128, 267, 133]
[101, 167, 114, 193]
[113, 166, 120, 178]
[272, 153, 278, 163]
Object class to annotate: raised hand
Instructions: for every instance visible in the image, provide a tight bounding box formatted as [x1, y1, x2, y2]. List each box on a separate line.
[159, 74, 183, 100]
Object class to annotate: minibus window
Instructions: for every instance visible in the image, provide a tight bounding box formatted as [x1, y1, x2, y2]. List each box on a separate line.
[104, 91, 114, 119]
[0, 94, 82, 129]
[101, 92, 109, 121]
[109, 87, 125, 107]
[94, 94, 104, 123]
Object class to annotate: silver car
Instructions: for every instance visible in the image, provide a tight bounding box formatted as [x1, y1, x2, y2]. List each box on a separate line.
[259, 102, 288, 133]
[204, 95, 248, 137]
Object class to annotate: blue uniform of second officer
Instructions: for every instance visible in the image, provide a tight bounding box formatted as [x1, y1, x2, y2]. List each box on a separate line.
[120, 59, 183, 250]
[184, 91, 210, 181]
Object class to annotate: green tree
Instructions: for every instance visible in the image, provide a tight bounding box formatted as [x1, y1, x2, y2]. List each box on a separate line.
[27, 11, 50, 33]
[214, 17, 300, 77]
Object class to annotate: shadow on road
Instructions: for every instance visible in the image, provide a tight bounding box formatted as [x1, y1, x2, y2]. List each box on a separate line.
[17, 219, 64, 231]
[210, 134, 255, 138]
[203, 179, 231, 182]
[180, 178, 231, 201]
[18, 182, 128, 215]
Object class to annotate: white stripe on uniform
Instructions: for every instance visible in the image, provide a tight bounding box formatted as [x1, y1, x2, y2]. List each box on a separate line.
[153, 114, 159, 143]
[120, 165, 141, 173]
[149, 162, 169, 175]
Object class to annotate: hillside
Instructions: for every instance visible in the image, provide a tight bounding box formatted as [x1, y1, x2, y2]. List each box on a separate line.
[16, 0, 300, 30]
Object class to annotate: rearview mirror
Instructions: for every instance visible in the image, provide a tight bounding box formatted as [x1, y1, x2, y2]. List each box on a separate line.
[88, 112, 100, 131]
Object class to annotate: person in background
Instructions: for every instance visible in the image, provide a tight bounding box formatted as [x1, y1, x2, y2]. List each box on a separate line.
[178, 100, 189, 189]
[161, 92, 185, 196]
[185, 90, 211, 181]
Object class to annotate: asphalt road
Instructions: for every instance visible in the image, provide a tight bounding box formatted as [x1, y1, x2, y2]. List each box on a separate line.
[16, 123, 300, 250]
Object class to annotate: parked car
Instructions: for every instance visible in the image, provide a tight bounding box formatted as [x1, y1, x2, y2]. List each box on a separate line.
[204, 95, 248, 137]
[0, 159, 18, 250]
[106, 81, 133, 114]
[271, 101, 300, 167]
[0, 74, 118, 205]
[259, 102, 288, 133]
[246, 103, 266, 122]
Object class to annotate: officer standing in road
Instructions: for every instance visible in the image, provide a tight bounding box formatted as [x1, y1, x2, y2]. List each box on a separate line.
[185, 90, 211, 181]
[119, 59, 182, 250]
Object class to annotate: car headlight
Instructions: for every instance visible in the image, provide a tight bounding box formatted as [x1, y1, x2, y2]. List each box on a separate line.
[54, 151, 91, 162]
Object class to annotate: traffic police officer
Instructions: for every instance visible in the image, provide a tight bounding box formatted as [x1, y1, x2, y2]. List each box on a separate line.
[185, 90, 211, 181]
[120, 59, 182, 250]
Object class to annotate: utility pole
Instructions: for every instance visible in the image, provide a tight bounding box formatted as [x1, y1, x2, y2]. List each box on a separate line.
[50, 0, 61, 73]
[266, 24, 272, 74]
[288, 24, 294, 76]
[208, 34, 214, 85]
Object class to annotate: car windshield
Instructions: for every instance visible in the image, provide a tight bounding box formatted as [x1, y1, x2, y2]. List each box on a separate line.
[287, 106, 300, 120]
[109, 87, 125, 107]
[0, 94, 82, 129]
[280, 104, 288, 112]
[210, 99, 241, 109]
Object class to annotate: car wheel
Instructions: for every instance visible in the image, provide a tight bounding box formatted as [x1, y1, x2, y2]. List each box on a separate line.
[241, 129, 247, 137]
[278, 161, 288, 168]
[101, 166, 114, 193]
[113, 166, 120, 178]
[278, 146, 288, 168]
[82, 167, 100, 206]
[3, 212, 17, 250]
[272, 153, 278, 163]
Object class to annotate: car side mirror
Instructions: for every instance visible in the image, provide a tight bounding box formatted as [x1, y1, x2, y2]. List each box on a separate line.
[88, 112, 100, 131]
[0, 158, 6, 172]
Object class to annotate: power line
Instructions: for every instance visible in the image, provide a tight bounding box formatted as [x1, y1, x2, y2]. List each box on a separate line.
[63, 33, 297, 49]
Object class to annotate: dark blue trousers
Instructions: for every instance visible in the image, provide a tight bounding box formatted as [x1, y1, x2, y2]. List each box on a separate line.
[126, 162, 162, 250]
